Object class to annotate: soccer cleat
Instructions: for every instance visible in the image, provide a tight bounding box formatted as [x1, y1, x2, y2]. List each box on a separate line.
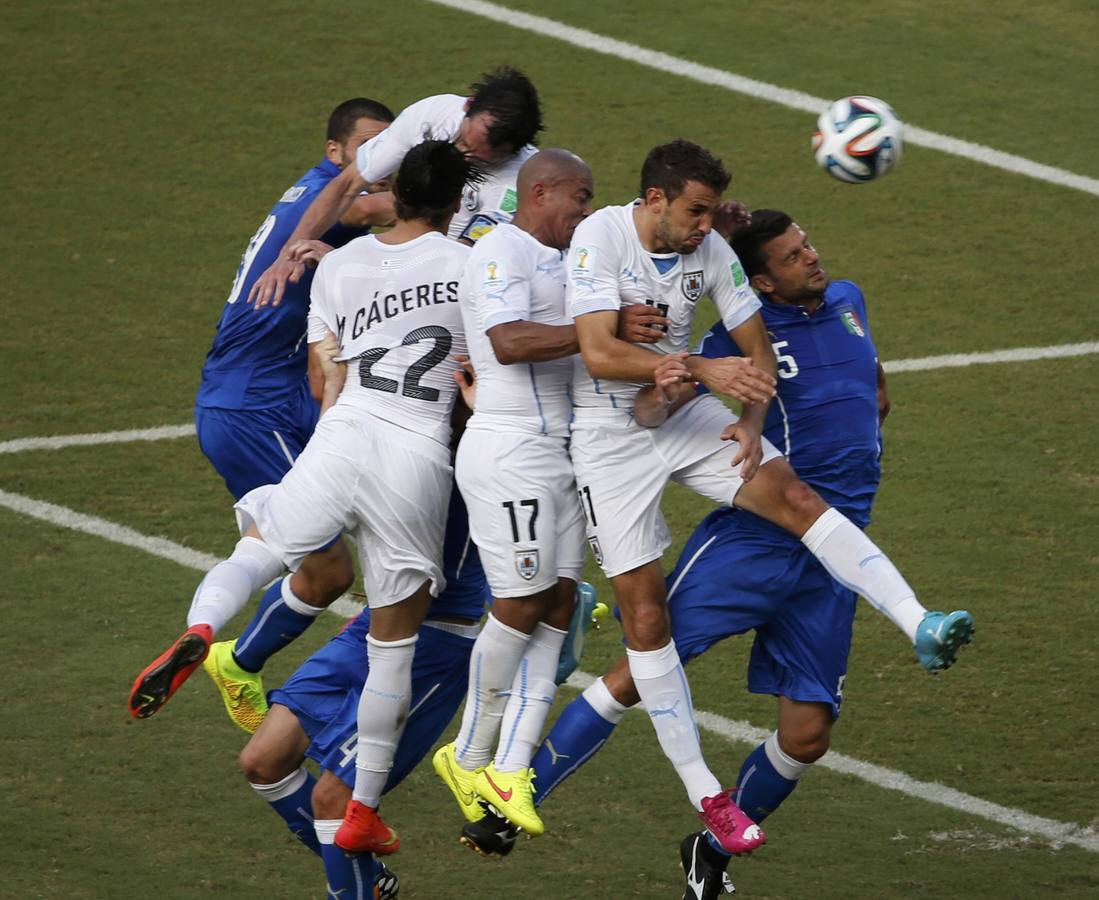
[202, 640, 268, 734]
[475, 764, 543, 836]
[128, 624, 213, 720]
[373, 862, 399, 900]
[334, 800, 400, 855]
[697, 791, 765, 856]
[914, 610, 975, 672]
[680, 831, 736, 899]
[459, 806, 521, 857]
[433, 742, 486, 823]
[555, 581, 611, 685]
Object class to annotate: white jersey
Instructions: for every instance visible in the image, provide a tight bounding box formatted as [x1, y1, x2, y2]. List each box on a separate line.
[353, 93, 536, 243]
[460, 224, 573, 437]
[566, 202, 761, 410]
[307, 231, 469, 447]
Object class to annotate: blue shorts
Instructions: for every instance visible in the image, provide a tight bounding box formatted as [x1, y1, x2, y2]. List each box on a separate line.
[433, 486, 490, 622]
[667, 507, 856, 718]
[194, 379, 320, 500]
[270, 615, 474, 791]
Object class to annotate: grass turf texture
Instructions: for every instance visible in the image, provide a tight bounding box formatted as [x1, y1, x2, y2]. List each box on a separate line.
[1, 0, 1097, 897]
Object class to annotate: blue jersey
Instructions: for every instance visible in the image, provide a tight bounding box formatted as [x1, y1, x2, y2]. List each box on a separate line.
[196, 159, 368, 411]
[697, 279, 882, 527]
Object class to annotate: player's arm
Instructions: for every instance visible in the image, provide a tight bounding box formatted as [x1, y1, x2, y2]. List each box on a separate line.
[573, 310, 671, 382]
[877, 361, 890, 423]
[714, 313, 778, 482]
[339, 190, 396, 229]
[249, 166, 370, 308]
[634, 353, 697, 427]
[310, 332, 347, 414]
[489, 321, 578, 364]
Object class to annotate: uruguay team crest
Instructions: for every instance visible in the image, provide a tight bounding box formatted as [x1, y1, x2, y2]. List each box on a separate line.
[841, 309, 866, 337]
[515, 549, 540, 581]
[587, 536, 603, 566]
[682, 270, 704, 302]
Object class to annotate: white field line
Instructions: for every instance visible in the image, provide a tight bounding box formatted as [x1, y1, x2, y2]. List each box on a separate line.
[425, 0, 1099, 199]
[0, 486, 1093, 853]
[0, 341, 1096, 457]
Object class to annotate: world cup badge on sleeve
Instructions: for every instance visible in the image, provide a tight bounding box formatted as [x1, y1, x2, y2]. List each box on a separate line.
[682, 270, 704, 302]
[515, 550, 540, 581]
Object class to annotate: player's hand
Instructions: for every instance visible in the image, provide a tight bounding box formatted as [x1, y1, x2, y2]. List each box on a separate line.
[287, 239, 334, 268]
[652, 352, 691, 403]
[248, 256, 305, 309]
[316, 330, 345, 380]
[691, 355, 776, 405]
[634, 353, 692, 427]
[720, 418, 764, 482]
[617, 304, 668, 344]
[712, 200, 752, 241]
[452, 354, 477, 410]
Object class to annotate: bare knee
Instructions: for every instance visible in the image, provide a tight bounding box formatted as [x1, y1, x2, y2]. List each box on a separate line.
[777, 719, 832, 764]
[780, 479, 829, 535]
[292, 541, 355, 606]
[312, 770, 352, 819]
[623, 599, 670, 650]
[239, 740, 293, 785]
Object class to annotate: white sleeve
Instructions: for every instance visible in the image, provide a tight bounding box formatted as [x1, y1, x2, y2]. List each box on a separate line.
[356, 95, 465, 184]
[469, 235, 531, 331]
[707, 237, 761, 332]
[306, 256, 337, 343]
[566, 217, 622, 318]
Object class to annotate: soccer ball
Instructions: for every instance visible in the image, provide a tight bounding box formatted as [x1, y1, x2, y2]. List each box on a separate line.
[812, 96, 903, 183]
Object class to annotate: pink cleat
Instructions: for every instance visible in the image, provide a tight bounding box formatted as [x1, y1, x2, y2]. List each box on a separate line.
[698, 791, 766, 855]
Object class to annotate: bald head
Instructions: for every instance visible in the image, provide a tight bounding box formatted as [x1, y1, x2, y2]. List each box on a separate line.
[512, 148, 594, 250]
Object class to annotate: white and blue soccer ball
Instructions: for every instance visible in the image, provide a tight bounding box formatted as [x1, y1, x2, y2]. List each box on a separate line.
[812, 95, 903, 183]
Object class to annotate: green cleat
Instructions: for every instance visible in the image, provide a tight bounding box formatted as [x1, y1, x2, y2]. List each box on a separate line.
[475, 764, 543, 836]
[433, 742, 486, 824]
[914, 610, 974, 672]
[202, 640, 268, 733]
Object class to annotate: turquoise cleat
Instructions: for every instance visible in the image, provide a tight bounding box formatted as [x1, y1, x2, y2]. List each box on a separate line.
[555, 582, 609, 684]
[914, 610, 974, 672]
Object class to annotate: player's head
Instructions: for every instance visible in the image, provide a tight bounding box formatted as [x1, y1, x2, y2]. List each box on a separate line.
[393, 139, 485, 230]
[459, 67, 544, 164]
[325, 97, 395, 171]
[731, 209, 827, 303]
[515, 149, 594, 250]
[638, 140, 731, 254]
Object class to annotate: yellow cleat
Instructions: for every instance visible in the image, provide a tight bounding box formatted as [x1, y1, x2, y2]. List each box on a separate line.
[432, 742, 486, 824]
[475, 764, 543, 836]
[202, 640, 268, 734]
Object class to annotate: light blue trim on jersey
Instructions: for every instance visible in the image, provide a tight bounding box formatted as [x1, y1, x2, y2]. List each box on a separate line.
[571, 297, 619, 317]
[650, 255, 678, 275]
[774, 395, 791, 457]
[527, 364, 549, 435]
[498, 658, 529, 764]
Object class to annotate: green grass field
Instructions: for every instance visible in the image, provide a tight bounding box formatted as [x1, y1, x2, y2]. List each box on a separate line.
[2, 1, 1097, 897]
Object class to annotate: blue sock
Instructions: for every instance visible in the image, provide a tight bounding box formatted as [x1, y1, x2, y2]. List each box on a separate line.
[319, 842, 379, 899]
[251, 768, 320, 855]
[233, 577, 322, 672]
[734, 738, 801, 824]
[531, 695, 618, 806]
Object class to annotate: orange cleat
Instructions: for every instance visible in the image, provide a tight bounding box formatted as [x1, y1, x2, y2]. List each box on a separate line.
[128, 624, 213, 720]
[335, 800, 401, 855]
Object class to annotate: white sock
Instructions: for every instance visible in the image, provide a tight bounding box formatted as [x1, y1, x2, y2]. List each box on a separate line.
[249, 767, 309, 801]
[764, 731, 813, 780]
[583, 676, 633, 724]
[280, 577, 327, 616]
[314, 818, 341, 846]
[495, 623, 568, 773]
[352, 634, 417, 808]
[801, 507, 927, 643]
[187, 536, 284, 634]
[627, 640, 721, 809]
[454, 613, 532, 771]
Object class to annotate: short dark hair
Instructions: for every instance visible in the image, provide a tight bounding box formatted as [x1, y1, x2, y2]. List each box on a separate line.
[639, 140, 730, 202]
[730, 209, 794, 279]
[393, 140, 485, 228]
[326, 97, 395, 142]
[466, 67, 544, 152]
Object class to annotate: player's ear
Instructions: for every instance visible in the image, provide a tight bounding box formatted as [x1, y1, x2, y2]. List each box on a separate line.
[642, 186, 665, 210]
[749, 272, 772, 294]
[325, 139, 342, 166]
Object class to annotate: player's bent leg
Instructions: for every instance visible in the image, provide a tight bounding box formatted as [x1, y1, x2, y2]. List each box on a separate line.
[204, 639, 269, 734]
[914, 609, 975, 671]
[127, 623, 213, 720]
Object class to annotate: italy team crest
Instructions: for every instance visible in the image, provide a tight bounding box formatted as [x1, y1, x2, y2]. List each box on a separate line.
[841, 309, 866, 337]
[681, 270, 704, 302]
[515, 549, 540, 581]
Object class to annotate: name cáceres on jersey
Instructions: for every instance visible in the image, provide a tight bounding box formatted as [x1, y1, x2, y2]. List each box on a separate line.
[335, 279, 459, 345]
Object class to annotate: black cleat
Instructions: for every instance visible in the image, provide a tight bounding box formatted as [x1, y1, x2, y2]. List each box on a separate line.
[459, 806, 521, 857]
[374, 862, 399, 899]
[680, 831, 736, 899]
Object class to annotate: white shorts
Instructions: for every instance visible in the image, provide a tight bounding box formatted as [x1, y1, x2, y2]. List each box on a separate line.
[456, 428, 586, 598]
[235, 408, 451, 608]
[569, 394, 782, 578]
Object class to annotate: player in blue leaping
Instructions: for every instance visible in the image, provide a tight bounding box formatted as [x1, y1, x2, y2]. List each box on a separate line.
[463, 209, 974, 900]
